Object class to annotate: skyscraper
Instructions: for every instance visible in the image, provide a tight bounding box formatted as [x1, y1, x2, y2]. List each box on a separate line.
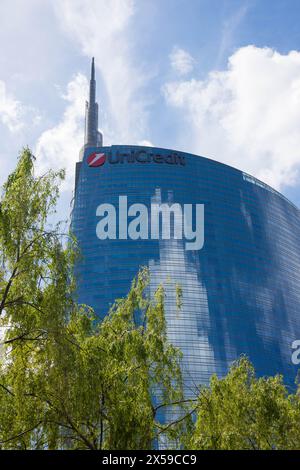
[72, 59, 300, 398]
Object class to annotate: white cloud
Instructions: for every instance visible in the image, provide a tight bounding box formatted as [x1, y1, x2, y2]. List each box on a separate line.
[54, 0, 149, 145]
[163, 46, 300, 190]
[137, 140, 154, 147]
[0, 80, 25, 132]
[35, 73, 88, 190]
[169, 46, 195, 76]
[216, 3, 249, 66]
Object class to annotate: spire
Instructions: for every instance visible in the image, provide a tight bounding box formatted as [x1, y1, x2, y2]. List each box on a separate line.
[91, 56, 95, 81]
[84, 57, 103, 148]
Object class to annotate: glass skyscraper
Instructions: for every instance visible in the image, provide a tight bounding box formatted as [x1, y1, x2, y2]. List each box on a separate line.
[72, 60, 300, 396]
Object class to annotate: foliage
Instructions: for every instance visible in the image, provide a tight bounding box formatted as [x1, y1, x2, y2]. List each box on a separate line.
[1, 148, 300, 451]
[0, 148, 188, 449]
[186, 357, 300, 450]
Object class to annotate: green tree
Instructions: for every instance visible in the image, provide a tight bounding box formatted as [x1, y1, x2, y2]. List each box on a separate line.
[186, 356, 300, 450]
[0, 148, 189, 450]
[4, 148, 299, 452]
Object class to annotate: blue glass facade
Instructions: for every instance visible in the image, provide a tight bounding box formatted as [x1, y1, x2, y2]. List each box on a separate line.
[72, 145, 300, 393]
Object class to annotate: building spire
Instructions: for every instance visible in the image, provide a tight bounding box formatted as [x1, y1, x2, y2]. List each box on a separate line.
[84, 57, 103, 148]
[91, 56, 95, 81]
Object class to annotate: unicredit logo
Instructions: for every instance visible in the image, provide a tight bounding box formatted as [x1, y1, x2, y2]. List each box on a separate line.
[86, 149, 186, 168]
[87, 152, 106, 167]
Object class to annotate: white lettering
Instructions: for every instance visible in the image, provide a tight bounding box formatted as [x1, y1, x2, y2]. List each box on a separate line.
[128, 203, 149, 240]
[95, 196, 204, 251]
[291, 340, 300, 365]
[96, 203, 116, 239]
[184, 204, 205, 250]
[151, 203, 182, 240]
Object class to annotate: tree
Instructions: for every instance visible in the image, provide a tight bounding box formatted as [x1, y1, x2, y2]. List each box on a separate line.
[186, 356, 300, 450]
[3, 149, 299, 451]
[0, 148, 189, 450]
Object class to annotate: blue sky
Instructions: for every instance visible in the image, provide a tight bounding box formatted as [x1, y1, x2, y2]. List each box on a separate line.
[1, 0, 300, 214]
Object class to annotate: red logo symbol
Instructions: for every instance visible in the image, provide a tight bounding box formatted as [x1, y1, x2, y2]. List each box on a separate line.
[87, 152, 106, 167]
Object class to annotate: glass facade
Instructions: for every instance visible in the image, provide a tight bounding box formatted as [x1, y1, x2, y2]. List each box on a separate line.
[72, 145, 300, 394]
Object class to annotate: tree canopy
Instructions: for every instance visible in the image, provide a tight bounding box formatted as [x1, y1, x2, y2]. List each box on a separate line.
[0, 148, 188, 449]
[186, 357, 300, 450]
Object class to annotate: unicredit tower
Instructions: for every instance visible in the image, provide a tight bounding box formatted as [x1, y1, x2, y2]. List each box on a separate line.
[72, 59, 300, 393]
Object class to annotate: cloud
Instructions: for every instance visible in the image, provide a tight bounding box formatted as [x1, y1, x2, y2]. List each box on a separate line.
[0, 80, 25, 132]
[169, 46, 195, 76]
[163, 45, 300, 190]
[35, 73, 88, 190]
[137, 139, 154, 147]
[216, 3, 249, 67]
[54, 0, 149, 145]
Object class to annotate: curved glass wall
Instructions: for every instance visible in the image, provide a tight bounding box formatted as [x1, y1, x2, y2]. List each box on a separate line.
[72, 145, 300, 393]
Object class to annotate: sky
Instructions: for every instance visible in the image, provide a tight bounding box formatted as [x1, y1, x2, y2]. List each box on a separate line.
[1, 0, 300, 216]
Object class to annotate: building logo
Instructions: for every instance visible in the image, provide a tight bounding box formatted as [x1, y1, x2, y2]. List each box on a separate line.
[86, 149, 185, 168]
[87, 152, 106, 167]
